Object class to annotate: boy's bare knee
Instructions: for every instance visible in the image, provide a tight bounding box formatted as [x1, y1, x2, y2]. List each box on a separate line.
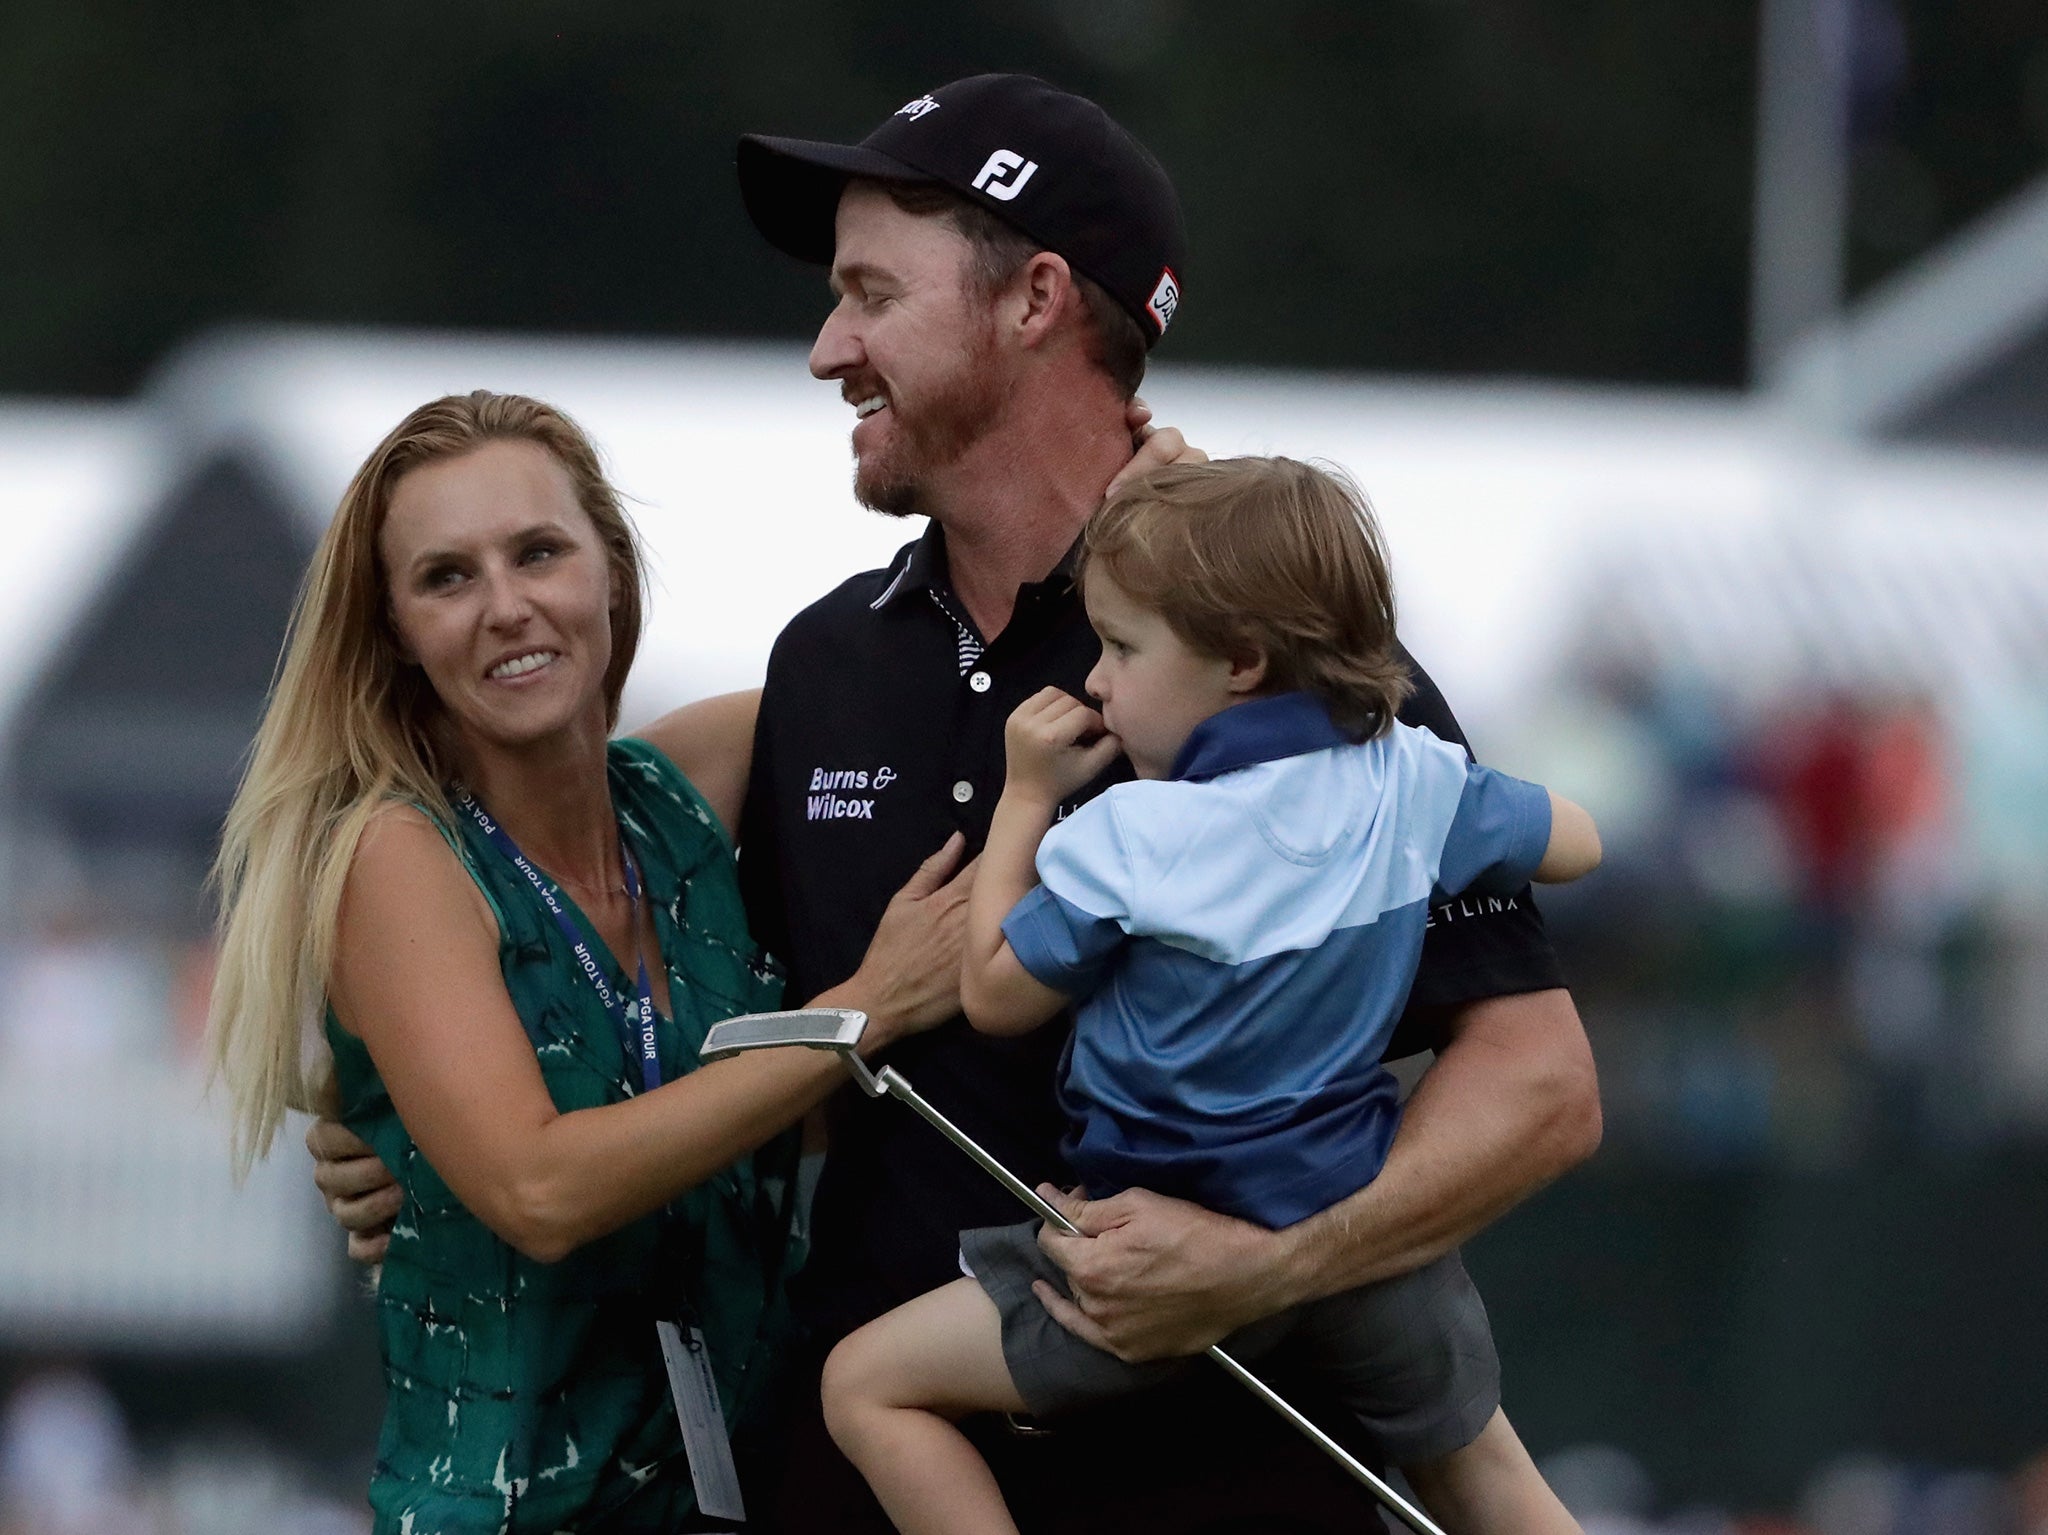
[820, 1324, 900, 1450]
[820, 1339, 868, 1437]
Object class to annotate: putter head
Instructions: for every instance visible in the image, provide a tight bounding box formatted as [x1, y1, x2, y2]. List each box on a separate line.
[697, 1008, 884, 1096]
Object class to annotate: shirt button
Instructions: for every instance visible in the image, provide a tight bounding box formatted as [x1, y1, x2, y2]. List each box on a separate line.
[952, 780, 974, 804]
[968, 670, 992, 693]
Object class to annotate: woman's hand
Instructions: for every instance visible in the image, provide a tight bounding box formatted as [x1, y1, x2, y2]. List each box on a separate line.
[1004, 688, 1123, 808]
[829, 833, 978, 1050]
[1107, 396, 1208, 500]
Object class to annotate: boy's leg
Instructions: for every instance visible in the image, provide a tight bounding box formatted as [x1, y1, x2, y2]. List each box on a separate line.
[1402, 1409, 1584, 1535]
[820, 1277, 1030, 1535]
[1280, 1250, 1581, 1533]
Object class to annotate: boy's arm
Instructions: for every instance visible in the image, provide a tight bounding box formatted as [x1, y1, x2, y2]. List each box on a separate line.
[962, 687, 1124, 1036]
[962, 788, 1070, 1036]
[1535, 790, 1601, 883]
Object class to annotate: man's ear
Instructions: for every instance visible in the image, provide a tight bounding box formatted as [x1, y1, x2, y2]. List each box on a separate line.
[1226, 646, 1269, 695]
[1013, 250, 1076, 348]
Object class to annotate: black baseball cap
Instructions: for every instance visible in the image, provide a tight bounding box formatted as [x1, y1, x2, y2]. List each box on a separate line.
[737, 74, 1187, 346]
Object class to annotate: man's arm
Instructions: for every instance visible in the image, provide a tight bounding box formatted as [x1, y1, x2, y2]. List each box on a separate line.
[307, 1117, 402, 1264]
[1034, 986, 1600, 1360]
[633, 688, 761, 844]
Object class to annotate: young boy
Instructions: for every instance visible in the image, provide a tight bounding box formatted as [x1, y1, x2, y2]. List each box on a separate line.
[820, 457, 1600, 1535]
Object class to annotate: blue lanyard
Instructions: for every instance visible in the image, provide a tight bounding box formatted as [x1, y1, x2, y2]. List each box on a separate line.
[458, 792, 663, 1094]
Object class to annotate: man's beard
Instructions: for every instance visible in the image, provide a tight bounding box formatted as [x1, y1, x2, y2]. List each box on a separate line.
[854, 326, 1009, 519]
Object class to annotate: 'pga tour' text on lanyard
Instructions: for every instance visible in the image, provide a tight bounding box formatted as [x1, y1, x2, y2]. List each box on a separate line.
[459, 792, 663, 1094]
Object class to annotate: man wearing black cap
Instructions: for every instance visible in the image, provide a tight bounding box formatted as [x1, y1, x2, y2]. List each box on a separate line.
[730, 74, 1601, 1533]
[309, 68, 1597, 1533]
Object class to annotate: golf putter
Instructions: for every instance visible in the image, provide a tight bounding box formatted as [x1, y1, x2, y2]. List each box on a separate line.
[700, 1008, 1449, 1535]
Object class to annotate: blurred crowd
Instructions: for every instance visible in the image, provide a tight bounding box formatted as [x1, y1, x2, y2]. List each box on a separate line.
[0, 1369, 361, 1535]
[4, 1365, 2044, 1535]
[1510, 664, 2048, 1167]
[1535, 1438, 2048, 1535]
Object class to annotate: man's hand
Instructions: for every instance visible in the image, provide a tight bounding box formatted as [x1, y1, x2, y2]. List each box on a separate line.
[1003, 688, 1122, 807]
[1108, 396, 1208, 500]
[1031, 1184, 1300, 1362]
[307, 1117, 400, 1266]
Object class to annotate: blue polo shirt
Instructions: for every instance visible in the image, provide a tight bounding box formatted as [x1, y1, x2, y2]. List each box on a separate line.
[1001, 691, 1552, 1228]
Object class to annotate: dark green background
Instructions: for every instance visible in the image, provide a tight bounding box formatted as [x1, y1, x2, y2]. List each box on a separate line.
[4, 0, 2045, 397]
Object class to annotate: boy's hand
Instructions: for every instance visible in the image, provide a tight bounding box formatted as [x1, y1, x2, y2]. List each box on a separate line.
[1004, 687, 1122, 806]
[1107, 396, 1207, 500]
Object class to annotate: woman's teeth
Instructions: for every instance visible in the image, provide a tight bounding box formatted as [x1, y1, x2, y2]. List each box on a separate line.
[489, 650, 557, 679]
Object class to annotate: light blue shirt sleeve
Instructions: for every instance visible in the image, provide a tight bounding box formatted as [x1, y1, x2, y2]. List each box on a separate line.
[1000, 797, 1134, 994]
[1433, 762, 1553, 900]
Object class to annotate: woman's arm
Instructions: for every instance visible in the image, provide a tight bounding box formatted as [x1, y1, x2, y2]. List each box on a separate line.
[633, 689, 761, 843]
[331, 805, 970, 1265]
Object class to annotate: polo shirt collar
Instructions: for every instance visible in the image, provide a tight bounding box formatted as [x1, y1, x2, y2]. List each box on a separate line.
[1169, 692, 1351, 782]
[871, 521, 1086, 611]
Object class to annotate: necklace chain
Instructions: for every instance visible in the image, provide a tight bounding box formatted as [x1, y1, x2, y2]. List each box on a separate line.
[552, 868, 628, 898]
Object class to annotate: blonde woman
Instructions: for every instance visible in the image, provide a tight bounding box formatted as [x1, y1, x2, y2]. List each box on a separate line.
[208, 391, 970, 1532]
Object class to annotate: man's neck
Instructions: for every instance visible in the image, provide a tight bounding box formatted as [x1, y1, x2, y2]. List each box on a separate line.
[926, 384, 1130, 640]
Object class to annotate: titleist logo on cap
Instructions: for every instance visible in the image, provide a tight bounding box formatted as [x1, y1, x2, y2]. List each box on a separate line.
[1147, 268, 1181, 334]
[895, 94, 940, 120]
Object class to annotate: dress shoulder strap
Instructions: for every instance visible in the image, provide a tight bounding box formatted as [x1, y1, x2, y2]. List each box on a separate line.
[402, 794, 515, 943]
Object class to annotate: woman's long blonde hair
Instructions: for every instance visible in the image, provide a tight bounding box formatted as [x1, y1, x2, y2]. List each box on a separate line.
[207, 391, 646, 1175]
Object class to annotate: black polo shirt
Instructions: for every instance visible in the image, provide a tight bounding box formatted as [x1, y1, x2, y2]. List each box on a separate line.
[738, 519, 1565, 1345]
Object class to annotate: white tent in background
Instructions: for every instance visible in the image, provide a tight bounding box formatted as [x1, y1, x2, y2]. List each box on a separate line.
[0, 399, 332, 1350]
[129, 324, 2048, 732]
[0, 403, 156, 742]
[1789, 169, 2048, 451]
[146, 327, 921, 727]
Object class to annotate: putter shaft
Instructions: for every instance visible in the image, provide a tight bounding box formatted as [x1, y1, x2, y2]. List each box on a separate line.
[868, 1065, 1449, 1535]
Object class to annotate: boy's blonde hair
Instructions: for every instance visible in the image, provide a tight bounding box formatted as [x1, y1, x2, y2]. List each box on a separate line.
[1082, 456, 1411, 739]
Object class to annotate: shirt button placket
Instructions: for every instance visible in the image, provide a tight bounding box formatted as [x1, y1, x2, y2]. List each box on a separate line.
[955, 664, 993, 812]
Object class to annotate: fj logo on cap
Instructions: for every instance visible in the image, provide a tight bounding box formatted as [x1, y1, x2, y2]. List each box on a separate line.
[971, 149, 1039, 202]
[1147, 267, 1181, 334]
[895, 94, 940, 120]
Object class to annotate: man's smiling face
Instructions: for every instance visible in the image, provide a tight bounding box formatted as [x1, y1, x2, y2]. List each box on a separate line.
[807, 181, 1013, 518]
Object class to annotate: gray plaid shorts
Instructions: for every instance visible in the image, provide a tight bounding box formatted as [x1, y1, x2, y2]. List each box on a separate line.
[958, 1218, 1500, 1465]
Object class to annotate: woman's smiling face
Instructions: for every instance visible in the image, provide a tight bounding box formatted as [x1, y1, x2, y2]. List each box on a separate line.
[379, 438, 616, 754]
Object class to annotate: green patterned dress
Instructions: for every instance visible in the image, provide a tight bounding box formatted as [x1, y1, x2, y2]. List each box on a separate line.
[328, 739, 803, 1533]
